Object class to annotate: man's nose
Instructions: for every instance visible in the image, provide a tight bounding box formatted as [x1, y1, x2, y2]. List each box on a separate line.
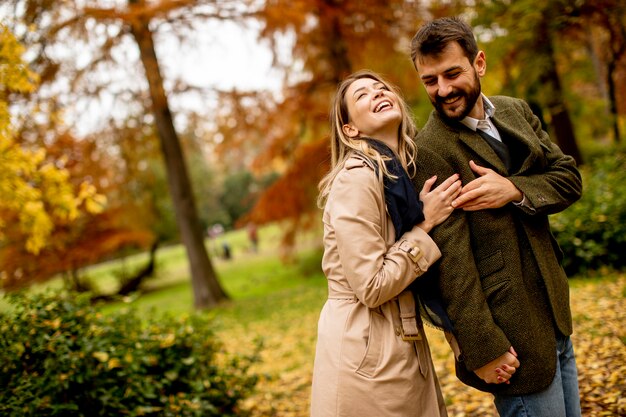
[437, 79, 454, 96]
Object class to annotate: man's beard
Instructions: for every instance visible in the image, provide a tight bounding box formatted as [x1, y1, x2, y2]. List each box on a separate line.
[433, 72, 481, 122]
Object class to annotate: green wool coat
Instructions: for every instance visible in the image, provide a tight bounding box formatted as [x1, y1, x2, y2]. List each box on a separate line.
[413, 96, 582, 396]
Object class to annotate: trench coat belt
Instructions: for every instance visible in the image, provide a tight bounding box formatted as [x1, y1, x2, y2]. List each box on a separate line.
[326, 292, 421, 340]
[395, 290, 429, 377]
[397, 290, 421, 341]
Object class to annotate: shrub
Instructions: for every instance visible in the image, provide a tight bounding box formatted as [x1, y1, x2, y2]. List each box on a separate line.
[0, 292, 259, 417]
[551, 149, 626, 276]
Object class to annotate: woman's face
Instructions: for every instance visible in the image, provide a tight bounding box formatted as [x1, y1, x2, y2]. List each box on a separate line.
[342, 77, 402, 141]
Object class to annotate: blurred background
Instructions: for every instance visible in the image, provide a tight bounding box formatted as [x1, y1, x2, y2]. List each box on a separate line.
[1, 2, 625, 416]
[1, 0, 625, 304]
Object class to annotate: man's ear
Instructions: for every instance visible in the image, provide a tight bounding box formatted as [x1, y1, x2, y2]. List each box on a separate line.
[474, 50, 486, 77]
[342, 123, 359, 138]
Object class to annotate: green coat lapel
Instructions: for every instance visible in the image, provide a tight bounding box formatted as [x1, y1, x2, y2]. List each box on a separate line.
[431, 113, 509, 175]
[491, 104, 545, 175]
[457, 127, 509, 175]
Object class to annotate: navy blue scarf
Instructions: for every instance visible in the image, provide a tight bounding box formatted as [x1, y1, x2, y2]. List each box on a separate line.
[364, 139, 425, 237]
[365, 139, 454, 333]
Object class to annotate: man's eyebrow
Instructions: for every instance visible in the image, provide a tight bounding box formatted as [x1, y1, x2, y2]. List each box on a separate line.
[420, 65, 464, 81]
[444, 65, 464, 73]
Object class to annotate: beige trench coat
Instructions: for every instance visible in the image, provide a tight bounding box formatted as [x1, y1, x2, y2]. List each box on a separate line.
[310, 155, 448, 417]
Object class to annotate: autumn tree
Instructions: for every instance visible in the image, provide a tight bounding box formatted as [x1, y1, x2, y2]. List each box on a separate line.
[470, 0, 626, 159]
[123, 0, 228, 307]
[0, 24, 104, 266]
[2, 0, 265, 307]
[579, 0, 626, 142]
[215, 0, 433, 253]
[1, 20, 167, 293]
[0, 123, 160, 292]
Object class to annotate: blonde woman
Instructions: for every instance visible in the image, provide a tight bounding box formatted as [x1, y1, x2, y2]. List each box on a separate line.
[310, 70, 464, 416]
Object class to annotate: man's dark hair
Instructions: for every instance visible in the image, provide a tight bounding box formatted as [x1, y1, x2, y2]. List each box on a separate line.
[410, 16, 478, 67]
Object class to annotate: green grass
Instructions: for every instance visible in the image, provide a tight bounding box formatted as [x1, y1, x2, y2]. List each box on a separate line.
[96, 247, 326, 318]
[0, 222, 324, 315]
[86, 223, 325, 318]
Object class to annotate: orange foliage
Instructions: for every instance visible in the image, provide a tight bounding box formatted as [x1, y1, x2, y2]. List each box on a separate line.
[245, 138, 329, 225]
[1, 127, 157, 290]
[1, 209, 154, 290]
[216, 1, 436, 231]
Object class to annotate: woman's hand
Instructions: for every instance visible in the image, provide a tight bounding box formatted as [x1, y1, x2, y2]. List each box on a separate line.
[416, 174, 462, 233]
[475, 346, 520, 385]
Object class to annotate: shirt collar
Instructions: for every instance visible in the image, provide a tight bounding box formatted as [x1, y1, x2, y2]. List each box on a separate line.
[460, 94, 495, 131]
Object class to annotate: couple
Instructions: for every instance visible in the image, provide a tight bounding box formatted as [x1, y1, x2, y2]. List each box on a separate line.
[311, 17, 583, 417]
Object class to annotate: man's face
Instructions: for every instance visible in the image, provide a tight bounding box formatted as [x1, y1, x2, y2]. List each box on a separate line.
[414, 42, 485, 121]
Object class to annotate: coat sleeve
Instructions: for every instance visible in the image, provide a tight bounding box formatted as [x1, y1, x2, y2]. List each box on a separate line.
[413, 147, 511, 371]
[507, 99, 582, 215]
[326, 162, 441, 309]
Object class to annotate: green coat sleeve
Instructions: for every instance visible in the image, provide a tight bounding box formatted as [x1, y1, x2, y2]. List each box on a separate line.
[507, 99, 583, 215]
[413, 147, 511, 371]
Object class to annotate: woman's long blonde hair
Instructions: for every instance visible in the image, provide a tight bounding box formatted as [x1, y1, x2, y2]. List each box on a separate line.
[317, 70, 418, 208]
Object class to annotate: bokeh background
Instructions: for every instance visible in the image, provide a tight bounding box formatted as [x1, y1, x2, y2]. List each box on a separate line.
[1, 1, 625, 416]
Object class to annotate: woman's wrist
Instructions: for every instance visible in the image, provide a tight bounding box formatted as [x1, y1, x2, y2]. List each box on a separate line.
[415, 219, 433, 234]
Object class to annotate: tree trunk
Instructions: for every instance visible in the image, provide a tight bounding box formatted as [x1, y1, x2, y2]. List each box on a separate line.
[605, 12, 626, 143]
[538, 20, 583, 165]
[606, 59, 621, 143]
[584, 25, 616, 142]
[118, 240, 159, 295]
[128, 10, 228, 308]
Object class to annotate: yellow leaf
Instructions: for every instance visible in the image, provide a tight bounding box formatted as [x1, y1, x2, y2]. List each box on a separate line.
[160, 333, 176, 348]
[107, 358, 122, 369]
[93, 351, 109, 362]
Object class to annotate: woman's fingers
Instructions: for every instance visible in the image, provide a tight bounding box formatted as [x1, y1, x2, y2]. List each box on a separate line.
[435, 173, 460, 191]
[421, 174, 461, 206]
[496, 375, 510, 384]
[420, 175, 438, 196]
[495, 363, 518, 384]
[448, 180, 462, 199]
[495, 368, 511, 384]
[500, 364, 516, 374]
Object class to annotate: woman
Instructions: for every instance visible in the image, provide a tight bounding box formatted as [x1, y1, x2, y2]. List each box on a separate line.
[310, 70, 462, 416]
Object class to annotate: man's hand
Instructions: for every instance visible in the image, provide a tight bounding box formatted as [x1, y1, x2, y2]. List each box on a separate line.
[474, 346, 520, 384]
[452, 161, 523, 211]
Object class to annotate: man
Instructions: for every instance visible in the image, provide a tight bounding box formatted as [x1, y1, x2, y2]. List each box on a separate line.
[409, 17, 583, 416]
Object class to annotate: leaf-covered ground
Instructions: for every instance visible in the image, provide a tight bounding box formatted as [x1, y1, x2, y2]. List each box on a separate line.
[216, 275, 625, 416]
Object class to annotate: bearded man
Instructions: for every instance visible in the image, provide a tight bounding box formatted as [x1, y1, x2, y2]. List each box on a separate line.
[409, 16, 583, 417]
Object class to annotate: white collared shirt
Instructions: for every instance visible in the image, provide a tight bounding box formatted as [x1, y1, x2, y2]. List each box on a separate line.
[461, 94, 502, 142]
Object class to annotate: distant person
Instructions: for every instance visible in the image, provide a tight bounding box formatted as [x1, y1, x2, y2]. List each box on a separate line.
[221, 241, 231, 260]
[247, 222, 259, 252]
[208, 223, 225, 257]
[410, 17, 583, 416]
[310, 70, 510, 416]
